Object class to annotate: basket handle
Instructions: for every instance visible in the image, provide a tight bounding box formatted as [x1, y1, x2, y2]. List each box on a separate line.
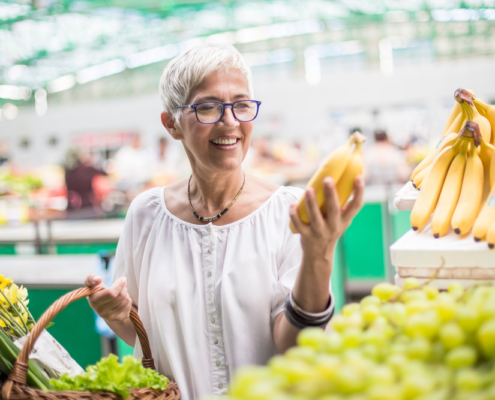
[5, 286, 155, 388]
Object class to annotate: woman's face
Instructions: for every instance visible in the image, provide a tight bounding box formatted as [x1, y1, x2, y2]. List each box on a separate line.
[169, 68, 254, 176]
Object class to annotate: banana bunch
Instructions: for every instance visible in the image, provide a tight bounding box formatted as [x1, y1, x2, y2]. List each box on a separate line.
[290, 132, 365, 233]
[411, 121, 493, 238]
[410, 88, 495, 190]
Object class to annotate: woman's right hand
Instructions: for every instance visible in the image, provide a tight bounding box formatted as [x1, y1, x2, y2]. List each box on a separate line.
[85, 274, 132, 322]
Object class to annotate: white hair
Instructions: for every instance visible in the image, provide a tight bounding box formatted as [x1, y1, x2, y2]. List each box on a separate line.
[159, 43, 253, 124]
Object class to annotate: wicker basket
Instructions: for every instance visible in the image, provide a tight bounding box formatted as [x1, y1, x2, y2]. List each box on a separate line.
[1, 286, 180, 400]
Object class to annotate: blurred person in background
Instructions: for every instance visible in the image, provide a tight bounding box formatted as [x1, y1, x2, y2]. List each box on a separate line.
[363, 129, 411, 186]
[112, 133, 153, 190]
[149, 136, 180, 186]
[64, 147, 107, 218]
[84, 43, 364, 400]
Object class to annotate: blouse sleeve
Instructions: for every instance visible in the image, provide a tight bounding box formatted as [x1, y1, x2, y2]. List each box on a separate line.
[270, 227, 303, 326]
[112, 201, 140, 307]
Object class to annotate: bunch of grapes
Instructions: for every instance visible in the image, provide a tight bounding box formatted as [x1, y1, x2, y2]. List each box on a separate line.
[228, 279, 495, 400]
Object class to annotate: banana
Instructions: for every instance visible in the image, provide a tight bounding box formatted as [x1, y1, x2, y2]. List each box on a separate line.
[487, 219, 495, 249]
[491, 147, 495, 190]
[441, 101, 462, 137]
[410, 132, 458, 181]
[479, 137, 495, 203]
[410, 138, 464, 231]
[290, 133, 363, 233]
[473, 184, 495, 242]
[335, 140, 364, 206]
[412, 164, 431, 189]
[451, 141, 484, 235]
[456, 89, 492, 144]
[431, 140, 469, 238]
[474, 98, 495, 145]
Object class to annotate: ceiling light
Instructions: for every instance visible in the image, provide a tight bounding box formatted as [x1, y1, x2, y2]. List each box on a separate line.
[47, 74, 76, 93]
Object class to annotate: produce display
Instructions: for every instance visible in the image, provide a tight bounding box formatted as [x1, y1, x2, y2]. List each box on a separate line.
[228, 279, 495, 400]
[50, 354, 169, 399]
[409, 89, 495, 244]
[291, 132, 365, 233]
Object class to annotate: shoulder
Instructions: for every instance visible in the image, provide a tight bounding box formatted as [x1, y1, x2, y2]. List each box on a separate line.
[277, 186, 305, 203]
[127, 186, 164, 220]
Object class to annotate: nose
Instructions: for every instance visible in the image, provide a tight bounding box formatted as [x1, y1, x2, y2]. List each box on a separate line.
[218, 104, 239, 127]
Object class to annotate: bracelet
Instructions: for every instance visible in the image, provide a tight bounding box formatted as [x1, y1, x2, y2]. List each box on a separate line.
[284, 292, 334, 330]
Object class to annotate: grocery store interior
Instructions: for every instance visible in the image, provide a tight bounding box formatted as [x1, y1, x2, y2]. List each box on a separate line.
[1, 0, 495, 374]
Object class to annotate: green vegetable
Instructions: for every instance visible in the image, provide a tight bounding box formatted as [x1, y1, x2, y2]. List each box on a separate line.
[50, 355, 169, 399]
[0, 328, 50, 390]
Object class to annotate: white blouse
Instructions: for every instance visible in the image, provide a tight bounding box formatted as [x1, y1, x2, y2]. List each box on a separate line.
[113, 185, 330, 400]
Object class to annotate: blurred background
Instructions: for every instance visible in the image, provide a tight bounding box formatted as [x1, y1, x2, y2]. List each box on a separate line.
[1, 0, 495, 368]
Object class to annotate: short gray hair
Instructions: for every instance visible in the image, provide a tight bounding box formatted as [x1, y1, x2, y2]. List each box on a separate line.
[159, 43, 253, 124]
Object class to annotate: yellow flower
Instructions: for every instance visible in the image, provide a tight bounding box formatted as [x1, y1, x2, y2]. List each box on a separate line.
[0, 319, 5, 328]
[0, 276, 11, 290]
[17, 286, 28, 301]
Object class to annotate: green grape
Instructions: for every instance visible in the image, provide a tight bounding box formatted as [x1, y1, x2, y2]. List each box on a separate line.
[445, 345, 477, 369]
[423, 285, 440, 300]
[439, 321, 466, 350]
[414, 388, 449, 400]
[402, 372, 435, 399]
[297, 327, 327, 350]
[401, 289, 428, 303]
[431, 341, 447, 362]
[456, 305, 481, 333]
[406, 337, 432, 361]
[321, 332, 344, 354]
[342, 327, 362, 348]
[268, 357, 313, 383]
[404, 277, 421, 290]
[367, 364, 396, 386]
[347, 313, 364, 329]
[342, 303, 360, 316]
[405, 299, 431, 316]
[336, 365, 366, 394]
[405, 310, 440, 340]
[360, 295, 381, 307]
[367, 384, 403, 400]
[480, 301, 495, 322]
[314, 354, 340, 380]
[362, 304, 380, 324]
[435, 297, 457, 323]
[347, 394, 368, 400]
[330, 314, 348, 332]
[455, 368, 483, 392]
[360, 344, 380, 361]
[318, 395, 345, 400]
[389, 303, 407, 327]
[386, 353, 408, 373]
[372, 283, 401, 301]
[285, 346, 317, 363]
[476, 318, 495, 357]
[448, 283, 465, 300]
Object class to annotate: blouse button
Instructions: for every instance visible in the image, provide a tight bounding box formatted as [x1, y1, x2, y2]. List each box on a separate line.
[216, 361, 221, 367]
[207, 248, 212, 254]
[207, 271, 212, 277]
[208, 293, 212, 300]
[214, 339, 218, 345]
[211, 317, 215, 323]
[218, 383, 223, 389]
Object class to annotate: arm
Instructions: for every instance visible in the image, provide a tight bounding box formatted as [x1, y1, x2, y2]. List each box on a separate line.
[273, 176, 364, 353]
[85, 274, 137, 347]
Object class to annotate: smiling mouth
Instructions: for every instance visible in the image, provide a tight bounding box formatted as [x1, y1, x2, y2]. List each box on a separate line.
[210, 138, 240, 146]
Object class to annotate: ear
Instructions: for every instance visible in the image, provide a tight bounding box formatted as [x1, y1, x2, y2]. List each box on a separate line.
[161, 111, 183, 140]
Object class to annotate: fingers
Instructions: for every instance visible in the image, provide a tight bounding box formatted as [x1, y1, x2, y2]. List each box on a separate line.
[289, 204, 309, 235]
[88, 277, 130, 319]
[304, 188, 325, 230]
[323, 177, 340, 223]
[342, 175, 364, 226]
[85, 274, 102, 288]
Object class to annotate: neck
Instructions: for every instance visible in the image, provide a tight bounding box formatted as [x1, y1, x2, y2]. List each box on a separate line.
[189, 168, 245, 214]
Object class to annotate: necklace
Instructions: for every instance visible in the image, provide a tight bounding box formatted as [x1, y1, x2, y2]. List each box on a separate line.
[188, 172, 246, 223]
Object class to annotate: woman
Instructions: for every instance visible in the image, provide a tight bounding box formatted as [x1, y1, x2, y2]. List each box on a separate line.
[85, 44, 364, 400]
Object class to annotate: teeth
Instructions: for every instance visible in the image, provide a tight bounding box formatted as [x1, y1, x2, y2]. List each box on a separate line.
[212, 138, 237, 145]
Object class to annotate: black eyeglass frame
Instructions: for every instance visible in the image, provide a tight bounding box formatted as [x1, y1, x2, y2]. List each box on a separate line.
[175, 100, 262, 124]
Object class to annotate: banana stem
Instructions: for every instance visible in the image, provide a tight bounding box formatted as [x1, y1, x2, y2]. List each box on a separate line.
[461, 101, 475, 122]
[459, 121, 482, 147]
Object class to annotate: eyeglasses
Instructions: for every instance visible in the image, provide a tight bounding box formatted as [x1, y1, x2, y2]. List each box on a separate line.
[176, 100, 262, 124]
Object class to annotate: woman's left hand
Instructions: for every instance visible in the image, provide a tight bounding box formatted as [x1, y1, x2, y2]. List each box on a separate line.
[289, 176, 364, 267]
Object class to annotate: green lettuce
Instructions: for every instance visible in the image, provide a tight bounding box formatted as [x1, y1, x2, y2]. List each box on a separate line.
[50, 354, 169, 399]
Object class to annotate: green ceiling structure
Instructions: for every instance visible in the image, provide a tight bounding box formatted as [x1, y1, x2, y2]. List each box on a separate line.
[1, 0, 495, 106]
